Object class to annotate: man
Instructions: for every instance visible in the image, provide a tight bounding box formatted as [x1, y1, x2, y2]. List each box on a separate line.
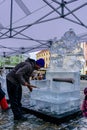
[6, 58, 45, 121]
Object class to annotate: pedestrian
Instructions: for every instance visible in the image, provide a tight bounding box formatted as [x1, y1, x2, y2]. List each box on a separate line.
[6, 58, 45, 121]
[81, 87, 87, 117]
[37, 73, 43, 80]
[0, 83, 9, 111]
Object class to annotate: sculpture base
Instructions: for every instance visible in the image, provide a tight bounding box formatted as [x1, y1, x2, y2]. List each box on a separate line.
[22, 106, 82, 124]
[29, 72, 80, 116]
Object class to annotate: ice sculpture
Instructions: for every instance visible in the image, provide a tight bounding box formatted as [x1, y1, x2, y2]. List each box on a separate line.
[49, 29, 85, 72]
[29, 29, 84, 117]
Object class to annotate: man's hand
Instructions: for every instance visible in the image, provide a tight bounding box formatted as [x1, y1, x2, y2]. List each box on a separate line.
[24, 82, 37, 92]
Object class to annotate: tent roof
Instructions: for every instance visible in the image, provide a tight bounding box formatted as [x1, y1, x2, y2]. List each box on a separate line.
[0, 0, 87, 57]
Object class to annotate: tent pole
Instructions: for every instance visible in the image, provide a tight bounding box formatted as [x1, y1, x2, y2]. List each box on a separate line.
[9, 0, 13, 38]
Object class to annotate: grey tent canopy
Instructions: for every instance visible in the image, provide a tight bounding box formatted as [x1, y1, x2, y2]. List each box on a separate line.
[0, 0, 87, 57]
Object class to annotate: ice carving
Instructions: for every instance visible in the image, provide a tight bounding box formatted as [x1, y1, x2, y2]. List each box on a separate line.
[29, 30, 82, 117]
[49, 29, 85, 72]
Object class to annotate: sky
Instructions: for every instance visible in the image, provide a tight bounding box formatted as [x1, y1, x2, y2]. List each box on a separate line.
[0, 0, 87, 56]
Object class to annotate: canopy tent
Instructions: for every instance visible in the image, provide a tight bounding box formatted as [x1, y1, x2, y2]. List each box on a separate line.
[0, 0, 87, 57]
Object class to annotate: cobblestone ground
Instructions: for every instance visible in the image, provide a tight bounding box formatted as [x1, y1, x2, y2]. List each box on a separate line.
[0, 80, 87, 130]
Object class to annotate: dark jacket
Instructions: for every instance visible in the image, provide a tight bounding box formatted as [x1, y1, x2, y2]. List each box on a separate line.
[6, 58, 36, 85]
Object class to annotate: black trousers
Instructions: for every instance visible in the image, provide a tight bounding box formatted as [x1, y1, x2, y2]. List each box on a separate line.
[6, 79, 22, 119]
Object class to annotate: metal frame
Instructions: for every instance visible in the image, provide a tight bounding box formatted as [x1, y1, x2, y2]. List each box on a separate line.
[0, 0, 87, 56]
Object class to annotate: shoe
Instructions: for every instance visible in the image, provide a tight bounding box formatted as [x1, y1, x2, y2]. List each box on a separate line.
[14, 116, 28, 122]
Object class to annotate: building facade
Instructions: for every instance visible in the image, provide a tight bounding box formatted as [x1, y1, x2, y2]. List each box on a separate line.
[82, 42, 87, 74]
[36, 43, 87, 74]
[36, 49, 50, 68]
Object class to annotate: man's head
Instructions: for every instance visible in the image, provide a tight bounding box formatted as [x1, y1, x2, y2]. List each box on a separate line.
[35, 58, 45, 70]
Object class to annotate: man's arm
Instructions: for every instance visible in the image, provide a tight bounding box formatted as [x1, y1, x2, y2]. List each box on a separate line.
[24, 82, 37, 92]
[15, 64, 31, 85]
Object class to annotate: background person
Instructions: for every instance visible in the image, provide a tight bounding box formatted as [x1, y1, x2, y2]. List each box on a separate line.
[37, 73, 43, 80]
[0, 83, 9, 111]
[6, 58, 45, 121]
[81, 87, 87, 117]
